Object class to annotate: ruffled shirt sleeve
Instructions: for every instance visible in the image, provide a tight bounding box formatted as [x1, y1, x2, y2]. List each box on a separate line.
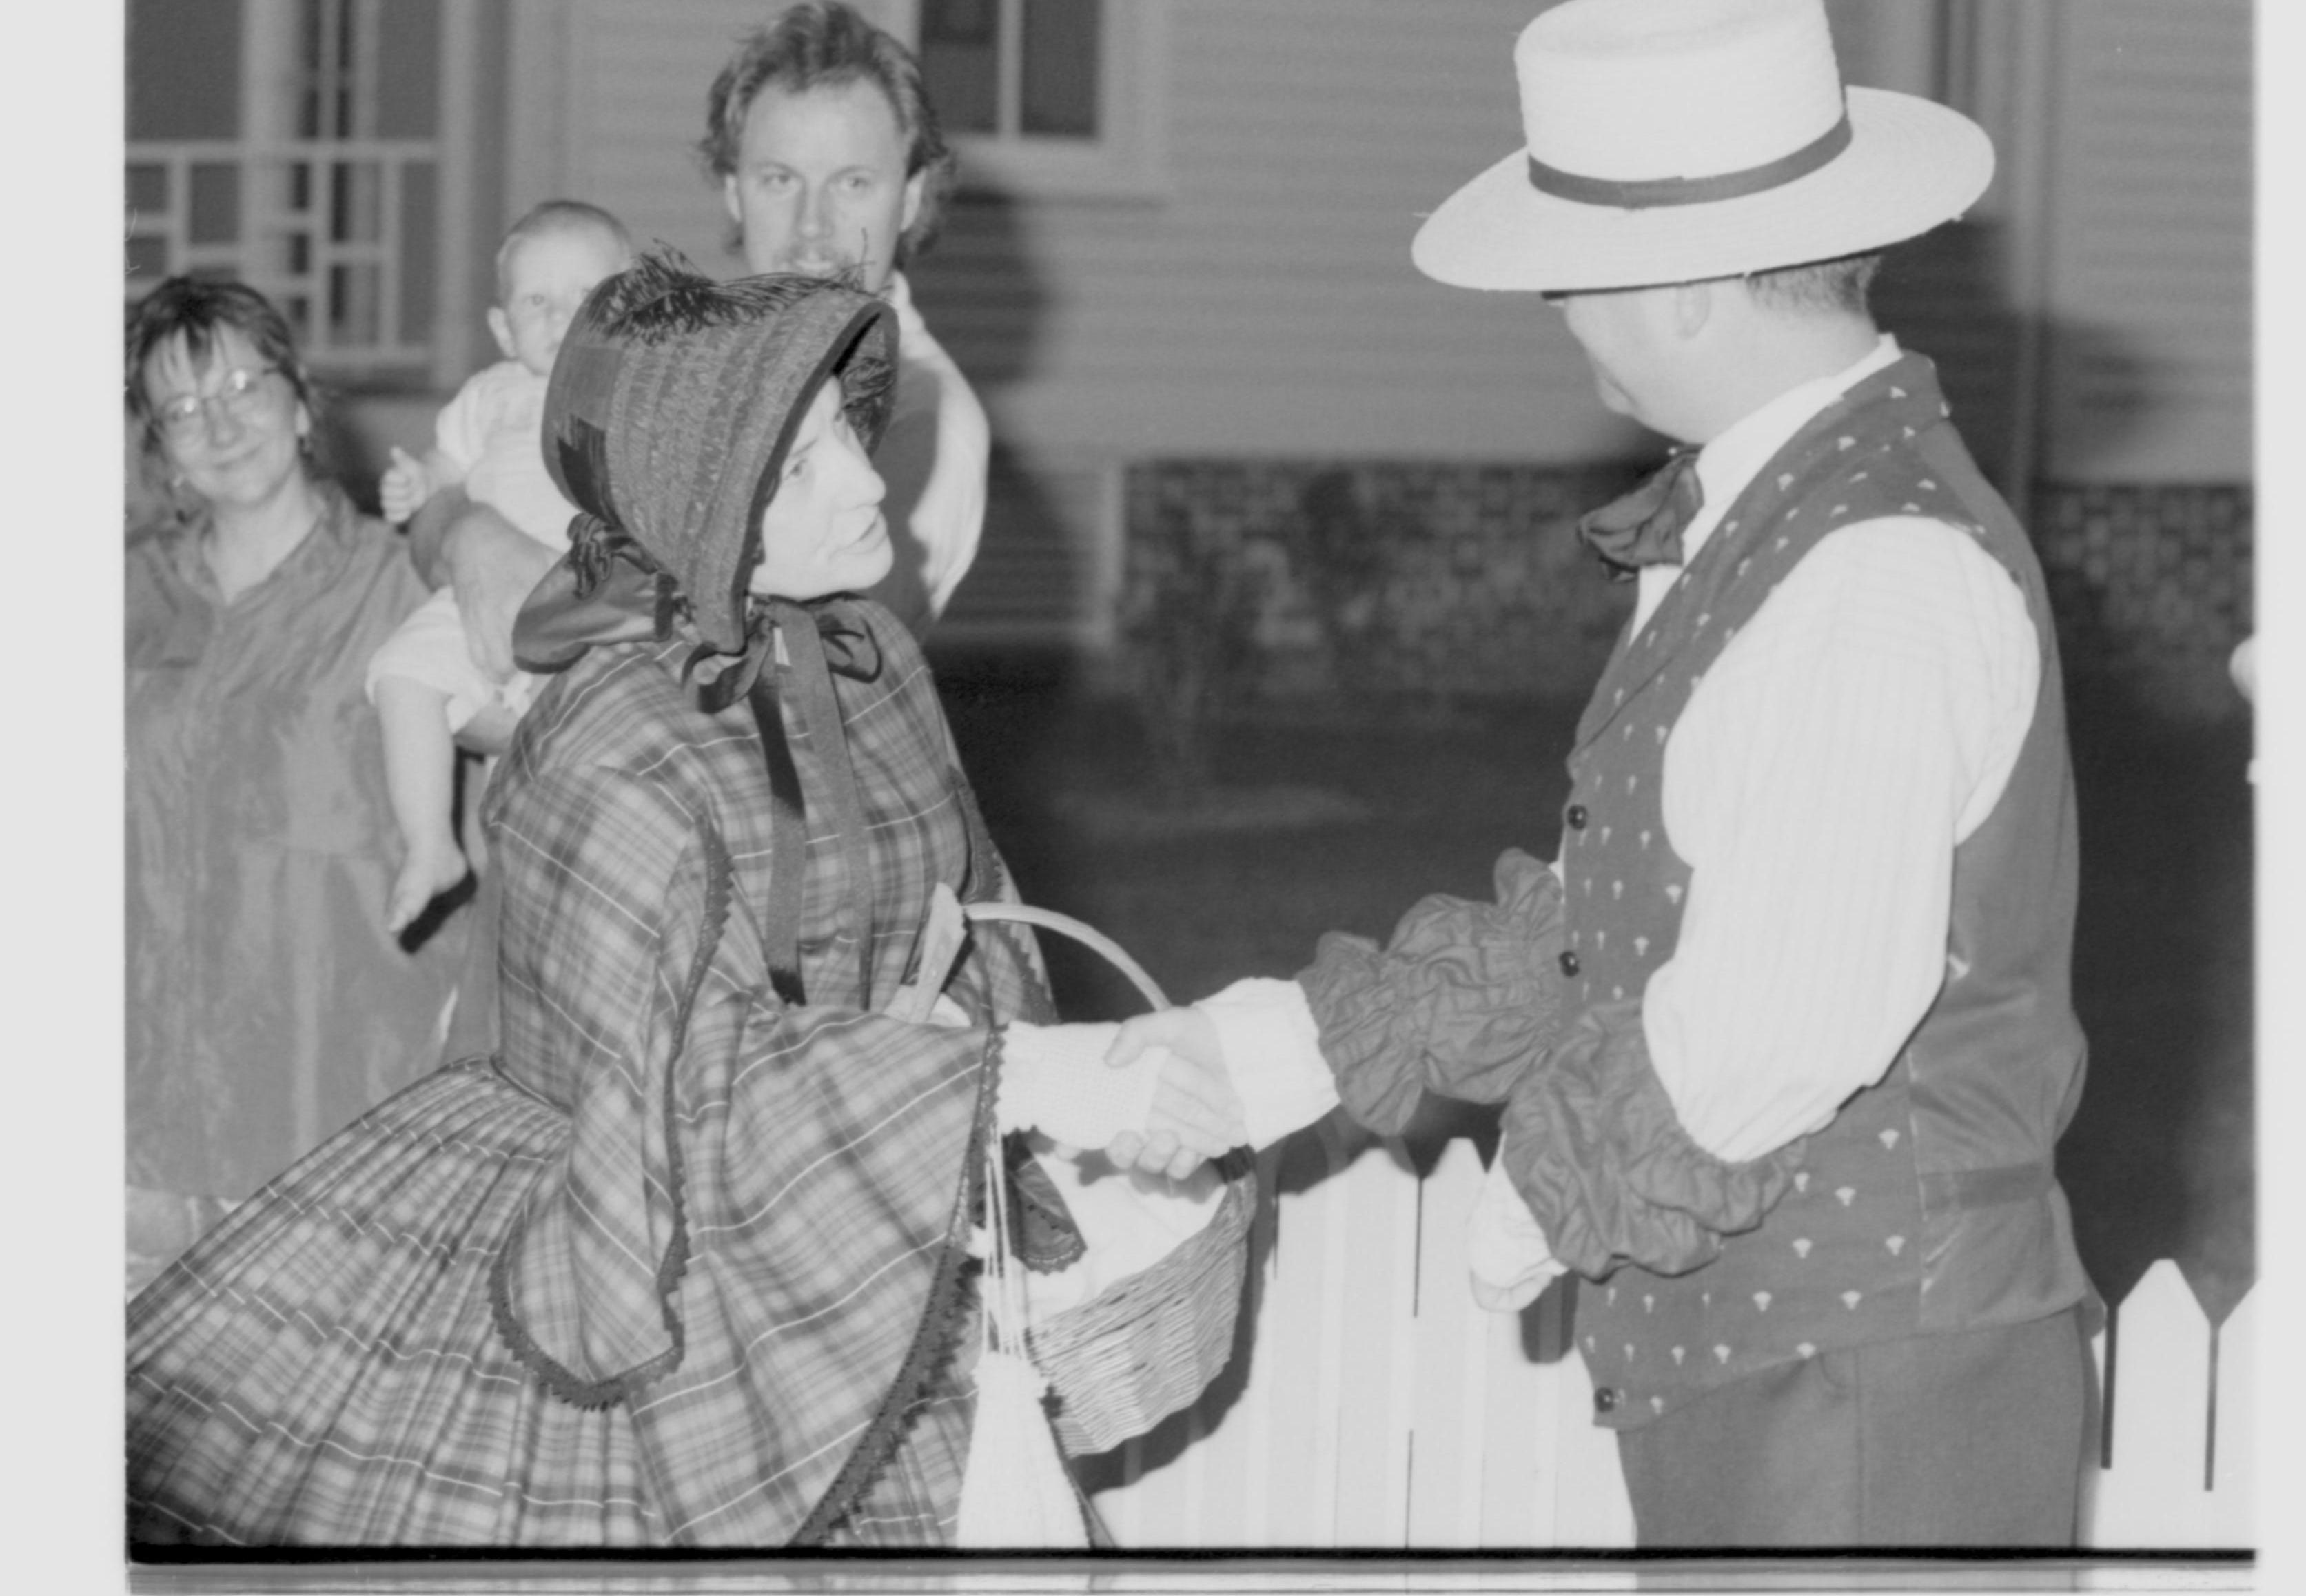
[1189, 850, 1573, 1305]
[1186, 850, 1569, 1151]
[1294, 848, 1569, 1132]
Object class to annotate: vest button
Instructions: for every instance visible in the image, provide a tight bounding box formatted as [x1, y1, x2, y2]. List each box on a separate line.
[1560, 950, 1580, 977]
[1593, 1386, 1620, 1414]
[1567, 804, 1589, 829]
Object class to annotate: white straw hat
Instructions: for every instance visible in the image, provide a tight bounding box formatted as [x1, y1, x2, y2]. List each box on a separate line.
[1412, 0, 1994, 293]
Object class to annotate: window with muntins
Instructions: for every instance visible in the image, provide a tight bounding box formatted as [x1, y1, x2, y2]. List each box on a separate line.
[125, 0, 454, 378]
[909, 0, 1165, 198]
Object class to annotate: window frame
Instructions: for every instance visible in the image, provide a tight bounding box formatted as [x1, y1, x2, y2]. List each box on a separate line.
[123, 0, 488, 389]
[897, 0, 1170, 201]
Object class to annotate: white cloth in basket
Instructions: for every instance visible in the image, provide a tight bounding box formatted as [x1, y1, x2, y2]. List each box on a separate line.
[992, 1017, 1228, 1318]
[1021, 1149, 1226, 1320]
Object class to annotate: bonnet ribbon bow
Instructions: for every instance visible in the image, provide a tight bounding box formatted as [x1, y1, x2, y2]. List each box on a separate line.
[695, 596, 884, 1009]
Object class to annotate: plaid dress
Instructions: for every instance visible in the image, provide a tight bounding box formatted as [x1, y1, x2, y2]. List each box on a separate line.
[127, 605, 1045, 1546]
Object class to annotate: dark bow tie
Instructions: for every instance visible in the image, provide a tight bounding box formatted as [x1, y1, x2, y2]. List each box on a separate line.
[1577, 449, 1704, 582]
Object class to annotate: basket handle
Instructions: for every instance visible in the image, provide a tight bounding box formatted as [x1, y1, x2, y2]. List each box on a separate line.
[882, 885, 1172, 1021]
[962, 901, 1171, 1012]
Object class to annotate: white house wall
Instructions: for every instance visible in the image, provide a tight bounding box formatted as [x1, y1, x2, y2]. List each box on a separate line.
[924, 0, 1649, 464]
[2035, 0, 2252, 482]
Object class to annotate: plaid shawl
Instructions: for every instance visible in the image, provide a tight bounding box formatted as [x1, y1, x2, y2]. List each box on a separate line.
[129, 604, 1045, 1545]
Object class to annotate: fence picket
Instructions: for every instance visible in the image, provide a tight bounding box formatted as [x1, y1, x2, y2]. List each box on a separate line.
[2205, 1289, 2255, 1542]
[1232, 1145, 1285, 1545]
[1254, 1122, 1351, 1546]
[1484, 1284, 1560, 1546]
[2090, 1261, 2220, 1546]
[1325, 1136, 1414, 1544]
[1406, 1140, 1484, 1546]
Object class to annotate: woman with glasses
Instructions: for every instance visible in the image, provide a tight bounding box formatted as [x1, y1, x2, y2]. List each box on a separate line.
[125, 276, 465, 1293]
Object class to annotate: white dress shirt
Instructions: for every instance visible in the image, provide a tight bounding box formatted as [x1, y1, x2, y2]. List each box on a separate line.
[1196, 336, 2041, 1309]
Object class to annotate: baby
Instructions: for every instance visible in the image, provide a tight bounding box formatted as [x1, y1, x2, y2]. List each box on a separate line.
[368, 199, 633, 932]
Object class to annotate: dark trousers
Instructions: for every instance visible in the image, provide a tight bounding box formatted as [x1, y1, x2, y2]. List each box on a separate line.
[1615, 1307, 2092, 1548]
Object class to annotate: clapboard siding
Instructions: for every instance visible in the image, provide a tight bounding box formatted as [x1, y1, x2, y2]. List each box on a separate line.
[910, 0, 1614, 463]
[509, 1, 787, 266]
[2041, 0, 2252, 480]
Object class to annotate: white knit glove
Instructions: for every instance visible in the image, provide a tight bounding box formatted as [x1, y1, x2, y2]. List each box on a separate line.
[999, 1021, 1165, 1150]
[1194, 979, 1341, 1149]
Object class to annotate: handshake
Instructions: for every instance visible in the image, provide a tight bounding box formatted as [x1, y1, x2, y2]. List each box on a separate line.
[999, 1007, 1243, 1183]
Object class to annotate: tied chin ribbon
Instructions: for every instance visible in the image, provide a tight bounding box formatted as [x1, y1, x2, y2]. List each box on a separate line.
[1577, 449, 1705, 582]
[694, 596, 884, 1009]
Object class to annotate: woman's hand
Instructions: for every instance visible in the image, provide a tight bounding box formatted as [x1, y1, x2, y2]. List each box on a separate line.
[1103, 1007, 1236, 1180]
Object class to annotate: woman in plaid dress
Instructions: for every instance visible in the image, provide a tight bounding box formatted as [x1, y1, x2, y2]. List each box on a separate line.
[126, 255, 1238, 1547]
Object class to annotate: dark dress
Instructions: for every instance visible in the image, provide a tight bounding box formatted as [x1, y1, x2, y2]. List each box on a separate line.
[127, 604, 1045, 1546]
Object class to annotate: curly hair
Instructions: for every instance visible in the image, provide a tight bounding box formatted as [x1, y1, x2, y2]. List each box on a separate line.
[698, 1, 958, 265]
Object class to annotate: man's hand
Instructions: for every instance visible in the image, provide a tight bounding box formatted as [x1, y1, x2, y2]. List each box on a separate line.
[1103, 1007, 1237, 1180]
[416, 492, 558, 682]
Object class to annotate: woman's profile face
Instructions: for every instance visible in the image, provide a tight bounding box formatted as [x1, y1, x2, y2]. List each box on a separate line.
[748, 380, 891, 601]
[142, 324, 309, 513]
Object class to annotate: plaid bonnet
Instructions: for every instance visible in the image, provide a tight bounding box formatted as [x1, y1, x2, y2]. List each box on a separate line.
[538, 247, 897, 653]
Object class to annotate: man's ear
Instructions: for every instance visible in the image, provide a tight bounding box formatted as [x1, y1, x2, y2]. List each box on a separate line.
[486, 307, 517, 362]
[899, 167, 926, 238]
[1670, 278, 1717, 340]
[722, 172, 745, 232]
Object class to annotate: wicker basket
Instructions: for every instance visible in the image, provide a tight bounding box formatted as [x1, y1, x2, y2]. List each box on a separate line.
[963, 900, 1258, 1459]
[1026, 1152, 1255, 1456]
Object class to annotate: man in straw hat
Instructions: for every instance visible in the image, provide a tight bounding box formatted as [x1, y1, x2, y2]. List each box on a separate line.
[1107, 0, 2094, 1546]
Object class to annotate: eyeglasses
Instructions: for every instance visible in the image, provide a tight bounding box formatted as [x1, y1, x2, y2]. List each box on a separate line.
[152, 365, 280, 441]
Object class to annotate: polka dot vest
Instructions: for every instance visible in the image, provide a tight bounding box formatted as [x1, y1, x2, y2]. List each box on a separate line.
[1558, 354, 2092, 1429]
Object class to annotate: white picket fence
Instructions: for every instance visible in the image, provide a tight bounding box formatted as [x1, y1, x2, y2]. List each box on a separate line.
[1086, 1120, 2255, 1552]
